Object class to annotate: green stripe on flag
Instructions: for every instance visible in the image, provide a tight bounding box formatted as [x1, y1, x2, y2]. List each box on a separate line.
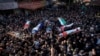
[58, 17, 67, 25]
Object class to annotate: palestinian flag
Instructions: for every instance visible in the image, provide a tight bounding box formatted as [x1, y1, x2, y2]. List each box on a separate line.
[59, 27, 81, 37]
[58, 17, 67, 26]
[59, 23, 74, 32]
[24, 20, 30, 30]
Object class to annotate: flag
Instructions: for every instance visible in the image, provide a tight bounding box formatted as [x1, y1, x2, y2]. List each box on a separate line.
[32, 22, 43, 34]
[60, 23, 74, 32]
[64, 23, 73, 28]
[59, 27, 81, 37]
[58, 17, 67, 26]
[24, 20, 30, 30]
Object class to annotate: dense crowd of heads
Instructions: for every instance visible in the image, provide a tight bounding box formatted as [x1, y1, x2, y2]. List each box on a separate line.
[0, 6, 100, 56]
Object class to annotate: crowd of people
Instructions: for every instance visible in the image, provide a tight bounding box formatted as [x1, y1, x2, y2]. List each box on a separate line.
[0, 5, 100, 56]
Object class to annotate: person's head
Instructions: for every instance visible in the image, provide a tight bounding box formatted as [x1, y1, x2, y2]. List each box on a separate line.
[79, 50, 84, 56]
